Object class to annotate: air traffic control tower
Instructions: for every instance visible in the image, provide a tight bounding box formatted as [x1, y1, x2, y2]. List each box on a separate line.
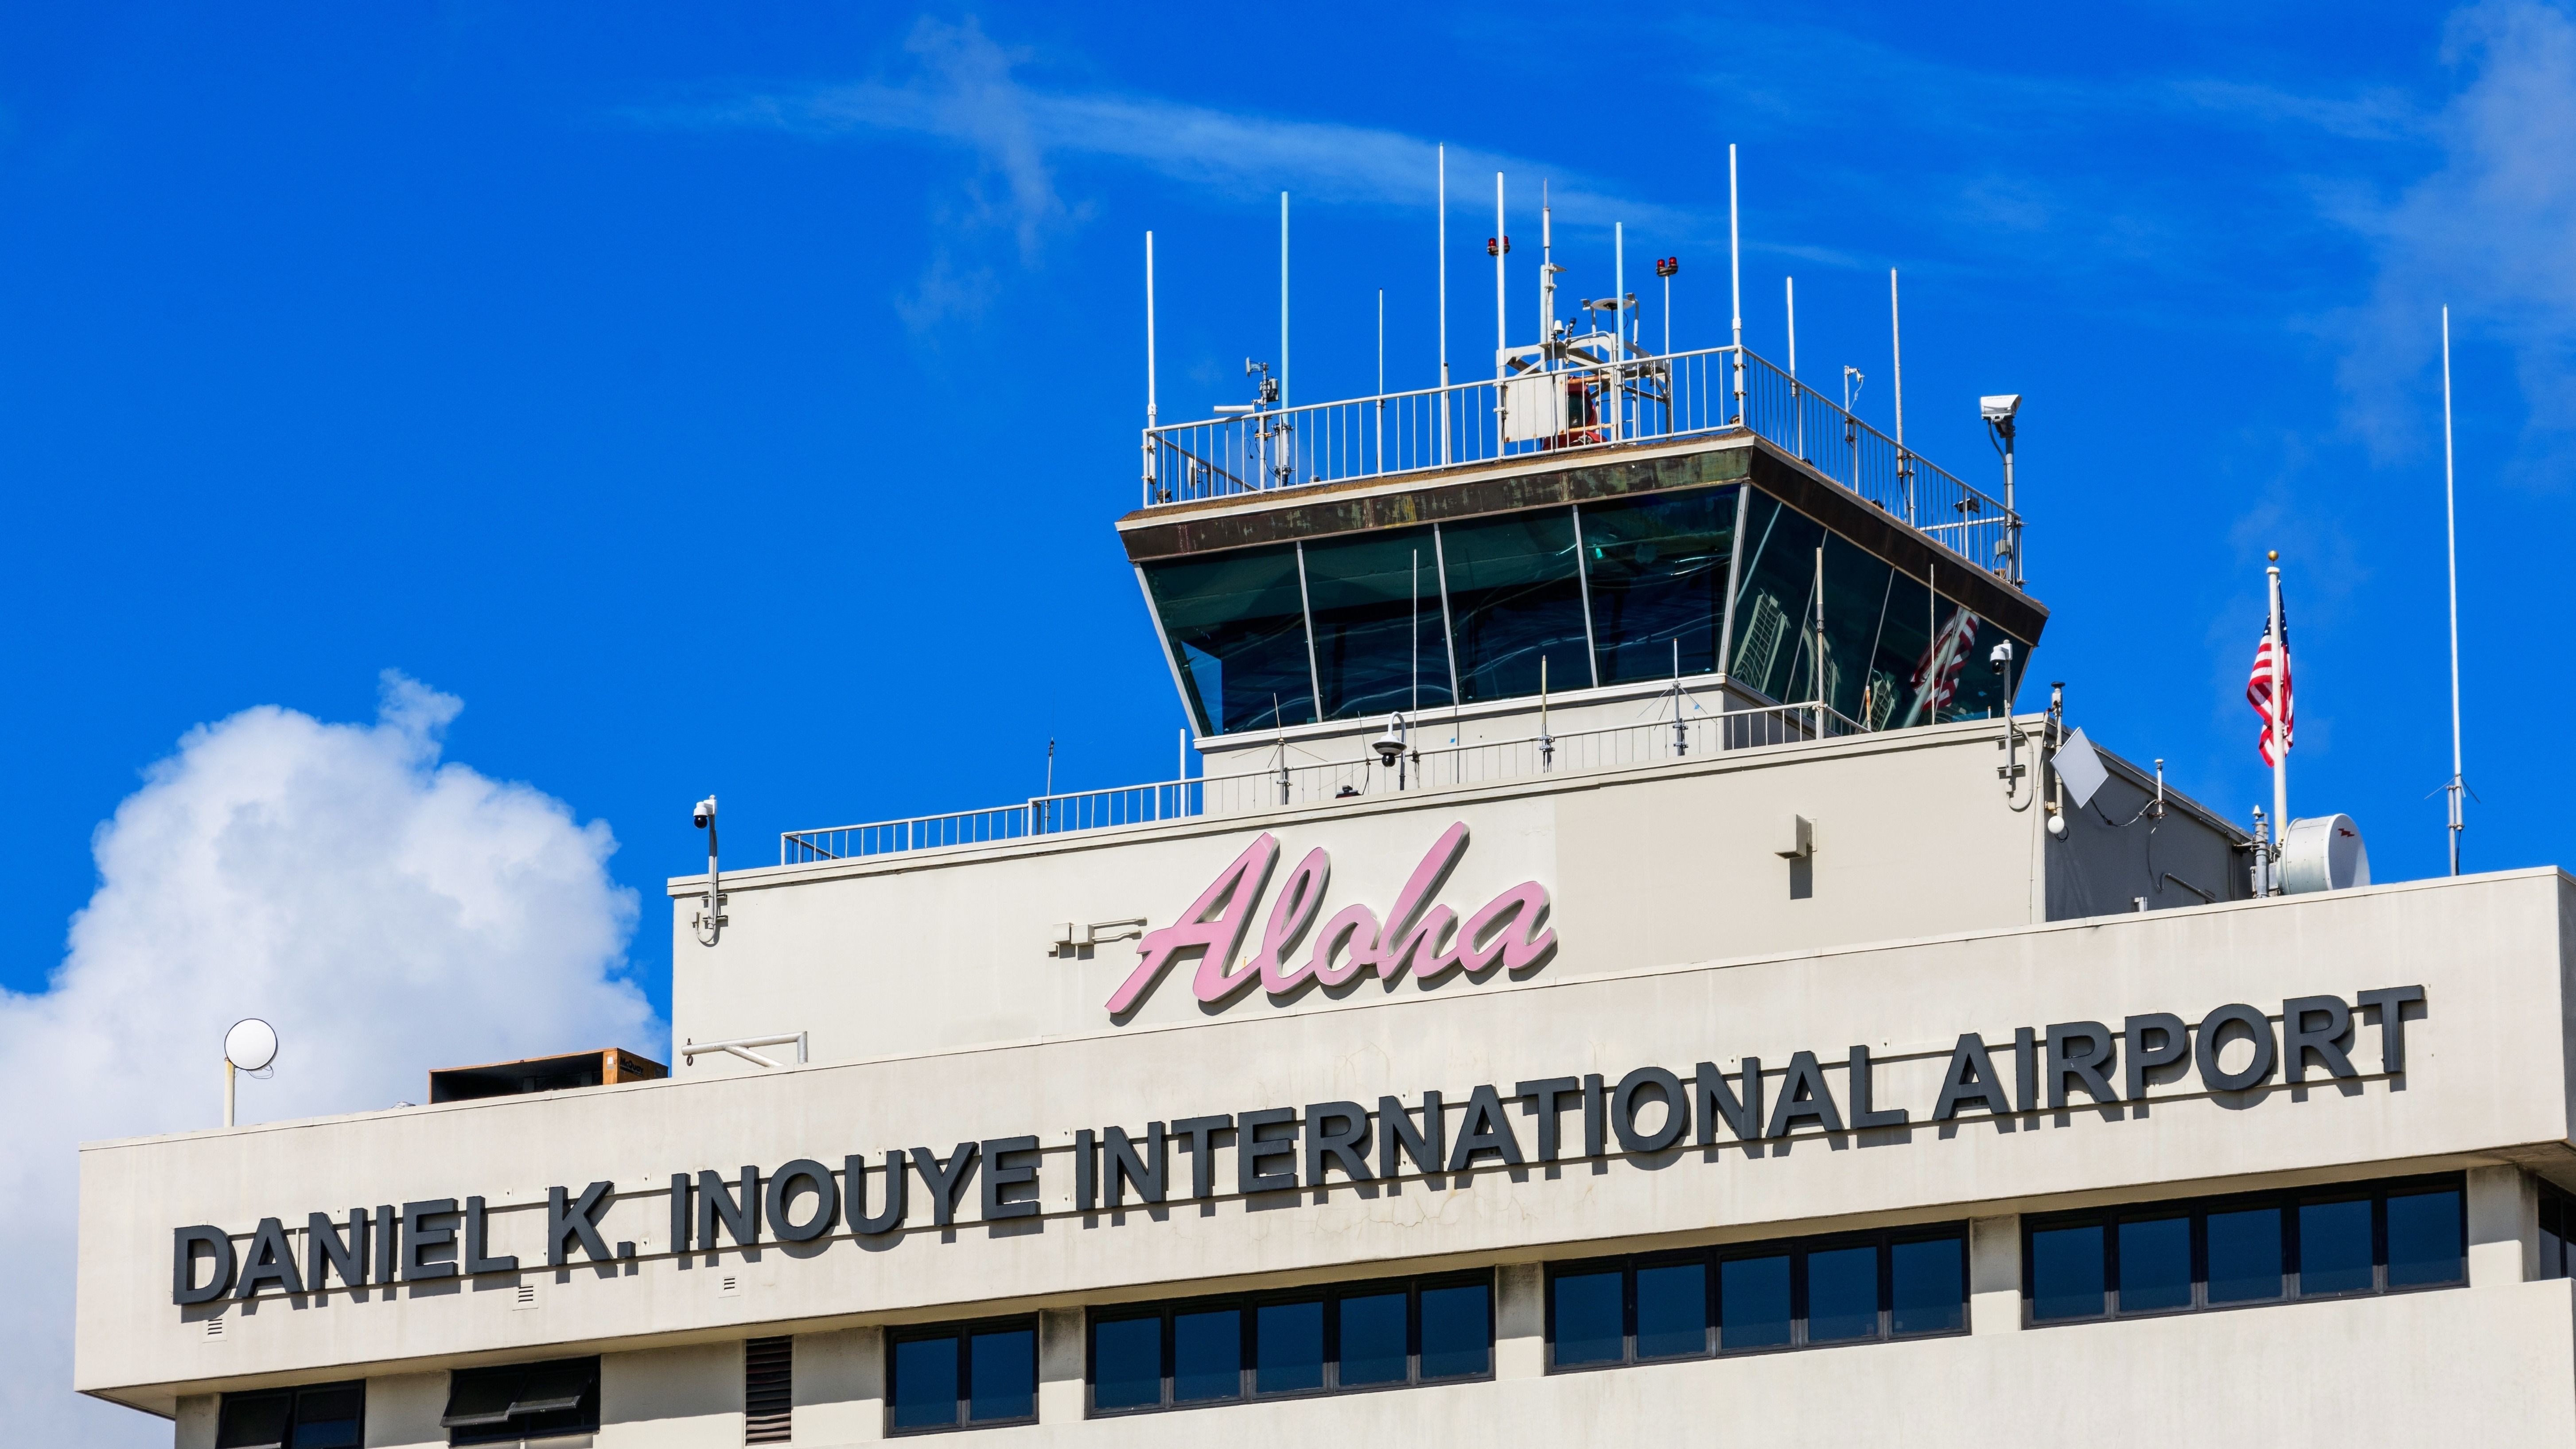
[77, 222, 2576, 1449]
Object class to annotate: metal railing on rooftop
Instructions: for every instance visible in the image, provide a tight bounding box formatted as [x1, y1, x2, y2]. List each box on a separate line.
[780, 697, 1864, 865]
[1140, 343, 2022, 584]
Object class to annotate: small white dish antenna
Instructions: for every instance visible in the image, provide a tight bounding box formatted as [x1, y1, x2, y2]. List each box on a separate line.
[225, 1017, 279, 1074]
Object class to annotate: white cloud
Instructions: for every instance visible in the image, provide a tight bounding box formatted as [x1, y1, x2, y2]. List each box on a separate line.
[630, 17, 1692, 256]
[1, 673, 659, 1444]
[2331, 0, 2576, 478]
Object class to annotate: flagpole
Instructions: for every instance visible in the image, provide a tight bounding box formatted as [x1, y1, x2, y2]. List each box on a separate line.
[2268, 551, 2287, 888]
[2442, 305, 2465, 875]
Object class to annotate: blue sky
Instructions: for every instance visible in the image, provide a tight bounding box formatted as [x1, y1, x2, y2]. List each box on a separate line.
[4, 1, 2572, 1025]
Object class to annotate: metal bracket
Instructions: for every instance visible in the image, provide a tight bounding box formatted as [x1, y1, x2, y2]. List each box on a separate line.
[1050, 918, 1147, 957]
[681, 1032, 808, 1070]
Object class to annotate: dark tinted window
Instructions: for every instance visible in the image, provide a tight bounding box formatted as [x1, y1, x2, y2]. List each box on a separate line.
[1581, 488, 1737, 686]
[1335, 1292, 1409, 1387]
[1549, 1269, 1623, 1367]
[1255, 1300, 1325, 1394]
[2030, 1223, 2106, 1321]
[1634, 1261, 1708, 1359]
[1440, 510, 1588, 704]
[1889, 1237, 1965, 1337]
[2298, 1198, 2375, 1296]
[1302, 526, 1452, 719]
[2386, 1189, 2465, 1289]
[889, 1337, 959, 1432]
[1090, 1316, 1161, 1411]
[967, 1329, 1035, 1423]
[1556, 1228, 1965, 1371]
[215, 1391, 293, 1449]
[441, 1359, 597, 1446]
[1144, 545, 1316, 734]
[2026, 1175, 2464, 1328]
[1803, 1245, 1878, 1342]
[1090, 1272, 1490, 1416]
[887, 1320, 1036, 1435]
[1719, 1254, 1792, 1351]
[2117, 1215, 2193, 1313]
[1417, 1282, 1491, 1379]
[2206, 1208, 2284, 1304]
[1171, 1309, 1241, 1402]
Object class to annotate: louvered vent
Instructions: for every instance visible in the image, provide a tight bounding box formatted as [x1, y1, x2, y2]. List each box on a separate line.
[744, 1336, 793, 1444]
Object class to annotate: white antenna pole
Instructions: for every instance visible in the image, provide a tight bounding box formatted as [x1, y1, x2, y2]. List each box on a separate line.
[1145, 231, 1158, 427]
[1541, 181, 1553, 369]
[224, 1058, 235, 1128]
[1438, 146, 1450, 464]
[1786, 277, 1797, 377]
[1376, 287, 1385, 470]
[1728, 144, 1743, 424]
[1890, 268, 1904, 447]
[2443, 305, 2465, 874]
[1786, 276, 1800, 457]
[2269, 556, 2288, 874]
[1279, 192, 1290, 407]
[1493, 171, 1506, 384]
[1613, 221, 1625, 440]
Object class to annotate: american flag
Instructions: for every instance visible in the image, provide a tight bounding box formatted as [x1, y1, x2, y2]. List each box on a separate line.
[1911, 610, 1978, 714]
[2247, 605, 2293, 766]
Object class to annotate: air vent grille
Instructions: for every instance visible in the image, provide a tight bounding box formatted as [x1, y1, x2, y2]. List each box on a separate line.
[744, 1336, 792, 1444]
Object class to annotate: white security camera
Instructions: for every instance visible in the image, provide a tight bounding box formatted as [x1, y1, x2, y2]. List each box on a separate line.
[1980, 393, 2022, 422]
[1989, 640, 2014, 672]
[693, 796, 718, 830]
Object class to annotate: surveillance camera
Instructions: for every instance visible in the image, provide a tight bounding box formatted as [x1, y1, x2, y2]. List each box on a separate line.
[1980, 393, 2022, 422]
[1989, 640, 2014, 671]
[693, 796, 717, 830]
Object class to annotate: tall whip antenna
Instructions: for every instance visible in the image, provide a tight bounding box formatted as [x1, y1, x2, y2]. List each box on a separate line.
[2442, 305, 2466, 874]
[1438, 145, 1450, 464]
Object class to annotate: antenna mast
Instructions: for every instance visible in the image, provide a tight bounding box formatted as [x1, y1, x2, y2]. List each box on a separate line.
[1493, 172, 1506, 388]
[1890, 268, 1905, 448]
[1728, 144, 1743, 424]
[1541, 182, 1555, 370]
[1145, 232, 1158, 428]
[1279, 192, 1290, 407]
[2442, 305, 2466, 874]
[1438, 146, 1450, 464]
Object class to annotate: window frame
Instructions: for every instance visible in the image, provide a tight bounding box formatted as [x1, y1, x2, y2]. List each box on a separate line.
[2539, 1179, 2574, 1281]
[214, 1380, 366, 1449]
[1541, 1224, 1970, 1374]
[2021, 1172, 2467, 1328]
[883, 1314, 1042, 1438]
[1083, 1269, 1494, 1418]
[441, 1356, 600, 1448]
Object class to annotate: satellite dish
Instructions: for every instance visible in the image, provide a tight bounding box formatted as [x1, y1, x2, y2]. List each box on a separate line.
[224, 1017, 279, 1073]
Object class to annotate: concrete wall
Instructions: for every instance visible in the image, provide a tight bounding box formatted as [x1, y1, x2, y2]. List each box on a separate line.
[671, 716, 2240, 1070]
[77, 870, 2575, 1418]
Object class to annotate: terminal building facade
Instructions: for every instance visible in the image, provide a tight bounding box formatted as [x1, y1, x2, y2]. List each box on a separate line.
[75, 319, 2576, 1446]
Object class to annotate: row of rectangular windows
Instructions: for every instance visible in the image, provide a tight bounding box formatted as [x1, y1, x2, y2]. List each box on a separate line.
[213, 1174, 2475, 1444]
[2023, 1173, 2465, 1322]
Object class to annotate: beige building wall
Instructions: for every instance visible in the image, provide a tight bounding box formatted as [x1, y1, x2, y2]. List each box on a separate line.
[76, 869, 2575, 1418]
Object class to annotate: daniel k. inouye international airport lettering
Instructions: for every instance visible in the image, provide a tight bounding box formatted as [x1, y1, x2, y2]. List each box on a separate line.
[171, 813, 2426, 1313]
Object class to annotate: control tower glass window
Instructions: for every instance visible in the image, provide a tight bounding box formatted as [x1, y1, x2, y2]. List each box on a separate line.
[1581, 486, 1739, 686]
[1733, 492, 2028, 723]
[1729, 494, 1828, 704]
[1302, 525, 1454, 720]
[1440, 510, 1589, 703]
[1143, 544, 1317, 735]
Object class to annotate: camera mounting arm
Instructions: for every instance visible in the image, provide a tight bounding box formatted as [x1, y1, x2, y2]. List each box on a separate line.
[692, 795, 726, 946]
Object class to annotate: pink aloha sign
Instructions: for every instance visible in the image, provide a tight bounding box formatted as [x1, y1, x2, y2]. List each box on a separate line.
[1105, 821, 1556, 1017]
